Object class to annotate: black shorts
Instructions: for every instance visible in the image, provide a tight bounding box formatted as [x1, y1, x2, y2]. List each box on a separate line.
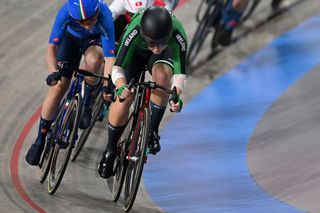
[56, 31, 102, 79]
[125, 47, 174, 82]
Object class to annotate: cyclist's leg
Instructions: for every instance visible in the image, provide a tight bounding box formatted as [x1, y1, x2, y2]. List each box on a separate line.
[79, 37, 104, 129]
[26, 33, 81, 166]
[98, 51, 145, 178]
[147, 48, 174, 154]
[218, 0, 249, 46]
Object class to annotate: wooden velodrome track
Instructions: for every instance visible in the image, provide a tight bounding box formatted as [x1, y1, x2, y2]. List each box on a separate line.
[1, 0, 320, 212]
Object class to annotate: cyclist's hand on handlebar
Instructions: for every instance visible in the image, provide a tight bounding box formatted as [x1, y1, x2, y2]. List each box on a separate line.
[46, 71, 61, 86]
[169, 96, 183, 112]
[116, 84, 133, 101]
[102, 84, 113, 101]
[102, 74, 114, 101]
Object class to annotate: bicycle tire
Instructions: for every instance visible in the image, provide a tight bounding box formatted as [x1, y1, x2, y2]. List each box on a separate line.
[123, 106, 150, 212]
[240, 0, 261, 23]
[187, 0, 221, 66]
[195, 0, 207, 22]
[39, 100, 66, 184]
[107, 100, 139, 202]
[210, 1, 224, 51]
[39, 136, 55, 184]
[47, 94, 82, 194]
[71, 92, 104, 161]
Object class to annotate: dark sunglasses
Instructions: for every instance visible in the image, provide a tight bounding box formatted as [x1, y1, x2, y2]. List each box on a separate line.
[143, 36, 168, 48]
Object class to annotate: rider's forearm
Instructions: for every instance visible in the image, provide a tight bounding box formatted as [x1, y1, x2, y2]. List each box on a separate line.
[104, 57, 116, 85]
[46, 43, 58, 73]
[172, 74, 186, 95]
[111, 66, 127, 88]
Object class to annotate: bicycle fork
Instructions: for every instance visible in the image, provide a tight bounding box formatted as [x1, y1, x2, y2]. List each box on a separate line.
[126, 87, 151, 163]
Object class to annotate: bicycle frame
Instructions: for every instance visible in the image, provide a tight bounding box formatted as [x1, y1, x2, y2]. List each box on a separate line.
[126, 84, 151, 160]
[57, 74, 84, 144]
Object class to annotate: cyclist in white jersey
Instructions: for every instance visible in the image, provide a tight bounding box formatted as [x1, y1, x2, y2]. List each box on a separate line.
[109, 0, 179, 42]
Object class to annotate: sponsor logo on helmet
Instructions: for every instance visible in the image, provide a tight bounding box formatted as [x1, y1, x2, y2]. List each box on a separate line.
[175, 34, 186, 52]
[125, 29, 138, 46]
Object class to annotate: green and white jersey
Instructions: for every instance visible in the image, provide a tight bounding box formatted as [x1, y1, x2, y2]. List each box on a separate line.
[115, 9, 188, 76]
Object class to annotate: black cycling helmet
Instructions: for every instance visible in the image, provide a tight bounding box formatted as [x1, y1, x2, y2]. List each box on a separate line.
[140, 6, 173, 47]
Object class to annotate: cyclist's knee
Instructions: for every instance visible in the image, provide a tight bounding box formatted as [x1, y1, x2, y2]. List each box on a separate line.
[152, 63, 173, 86]
[232, 0, 249, 12]
[84, 47, 103, 73]
[85, 55, 103, 70]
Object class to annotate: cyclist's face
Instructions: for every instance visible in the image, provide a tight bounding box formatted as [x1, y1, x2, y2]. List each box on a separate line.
[148, 45, 167, 54]
[75, 11, 99, 30]
[143, 36, 167, 54]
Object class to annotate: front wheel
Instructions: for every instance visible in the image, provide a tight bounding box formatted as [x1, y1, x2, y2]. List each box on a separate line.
[47, 94, 82, 194]
[107, 104, 136, 202]
[39, 135, 55, 184]
[123, 107, 150, 212]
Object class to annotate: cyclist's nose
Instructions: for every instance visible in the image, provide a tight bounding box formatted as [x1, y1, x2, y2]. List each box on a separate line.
[83, 25, 94, 31]
[149, 46, 162, 55]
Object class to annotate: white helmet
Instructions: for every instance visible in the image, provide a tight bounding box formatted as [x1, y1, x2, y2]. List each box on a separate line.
[124, 0, 155, 14]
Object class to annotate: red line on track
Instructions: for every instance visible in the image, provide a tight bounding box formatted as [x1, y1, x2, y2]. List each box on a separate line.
[10, 106, 46, 213]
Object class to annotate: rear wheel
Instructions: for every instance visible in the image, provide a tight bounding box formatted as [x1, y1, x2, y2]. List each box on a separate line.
[47, 94, 82, 194]
[240, 0, 261, 23]
[187, 0, 221, 66]
[123, 107, 150, 212]
[71, 92, 105, 161]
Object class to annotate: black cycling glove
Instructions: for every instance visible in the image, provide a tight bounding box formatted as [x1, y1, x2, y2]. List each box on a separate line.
[46, 71, 61, 86]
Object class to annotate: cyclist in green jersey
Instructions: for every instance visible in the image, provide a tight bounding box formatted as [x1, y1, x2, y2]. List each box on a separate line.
[98, 6, 187, 178]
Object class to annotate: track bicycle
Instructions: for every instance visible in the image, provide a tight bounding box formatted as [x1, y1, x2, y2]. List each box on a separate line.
[107, 71, 179, 212]
[187, 0, 261, 66]
[38, 68, 110, 194]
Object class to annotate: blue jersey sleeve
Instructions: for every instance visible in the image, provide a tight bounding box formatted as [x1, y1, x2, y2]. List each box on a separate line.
[49, 3, 71, 45]
[98, 3, 116, 57]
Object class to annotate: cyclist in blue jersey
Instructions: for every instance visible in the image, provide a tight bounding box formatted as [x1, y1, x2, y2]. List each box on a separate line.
[25, 0, 116, 166]
[217, 0, 249, 46]
[218, 0, 284, 46]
